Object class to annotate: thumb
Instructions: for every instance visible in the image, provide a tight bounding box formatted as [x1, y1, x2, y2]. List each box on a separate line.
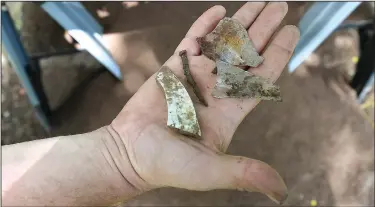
[211, 154, 288, 204]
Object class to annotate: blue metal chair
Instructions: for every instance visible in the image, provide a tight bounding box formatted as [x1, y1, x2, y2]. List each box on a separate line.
[2, 3, 51, 130]
[1, 2, 122, 130]
[288, 2, 361, 72]
[40, 2, 122, 80]
[288, 2, 374, 102]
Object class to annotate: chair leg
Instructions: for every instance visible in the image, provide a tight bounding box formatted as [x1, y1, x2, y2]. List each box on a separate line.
[40, 2, 122, 80]
[351, 27, 375, 103]
[1, 4, 51, 131]
[288, 2, 361, 72]
[357, 73, 374, 103]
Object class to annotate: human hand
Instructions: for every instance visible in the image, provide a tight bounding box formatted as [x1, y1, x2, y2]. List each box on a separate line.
[110, 2, 299, 204]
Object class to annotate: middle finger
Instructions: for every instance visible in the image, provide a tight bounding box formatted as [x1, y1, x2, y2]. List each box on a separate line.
[232, 2, 266, 29]
[248, 2, 288, 53]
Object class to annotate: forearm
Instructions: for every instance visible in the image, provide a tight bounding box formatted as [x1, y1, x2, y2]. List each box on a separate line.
[2, 126, 148, 206]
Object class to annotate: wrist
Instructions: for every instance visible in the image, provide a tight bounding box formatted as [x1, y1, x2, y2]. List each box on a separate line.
[101, 125, 155, 195]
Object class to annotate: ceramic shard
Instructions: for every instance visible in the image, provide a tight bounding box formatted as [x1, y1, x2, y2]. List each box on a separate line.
[212, 61, 282, 101]
[197, 17, 264, 67]
[155, 66, 202, 138]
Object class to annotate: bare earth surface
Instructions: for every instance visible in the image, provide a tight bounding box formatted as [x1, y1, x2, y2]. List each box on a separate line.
[1, 2, 374, 206]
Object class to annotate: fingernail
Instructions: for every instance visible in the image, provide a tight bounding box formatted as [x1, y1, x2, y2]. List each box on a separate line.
[267, 189, 288, 205]
[262, 179, 288, 205]
[243, 160, 288, 205]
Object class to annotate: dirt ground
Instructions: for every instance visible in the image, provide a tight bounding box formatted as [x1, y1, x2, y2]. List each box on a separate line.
[1, 2, 374, 206]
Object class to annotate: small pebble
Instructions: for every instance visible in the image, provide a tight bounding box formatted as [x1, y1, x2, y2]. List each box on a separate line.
[3, 111, 10, 118]
[352, 56, 359, 64]
[299, 194, 304, 200]
[310, 199, 317, 206]
[19, 88, 25, 96]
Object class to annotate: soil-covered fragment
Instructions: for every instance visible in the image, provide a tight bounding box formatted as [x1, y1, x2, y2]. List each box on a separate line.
[179, 50, 208, 106]
[155, 66, 202, 138]
[212, 61, 282, 101]
[197, 17, 264, 67]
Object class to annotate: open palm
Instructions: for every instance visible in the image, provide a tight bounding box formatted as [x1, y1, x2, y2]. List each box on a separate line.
[111, 2, 299, 204]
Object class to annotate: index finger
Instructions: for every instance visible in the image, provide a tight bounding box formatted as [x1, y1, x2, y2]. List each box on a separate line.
[175, 5, 226, 56]
[186, 5, 226, 38]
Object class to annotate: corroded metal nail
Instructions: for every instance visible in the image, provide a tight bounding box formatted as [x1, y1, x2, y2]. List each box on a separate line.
[179, 50, 208, 107]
